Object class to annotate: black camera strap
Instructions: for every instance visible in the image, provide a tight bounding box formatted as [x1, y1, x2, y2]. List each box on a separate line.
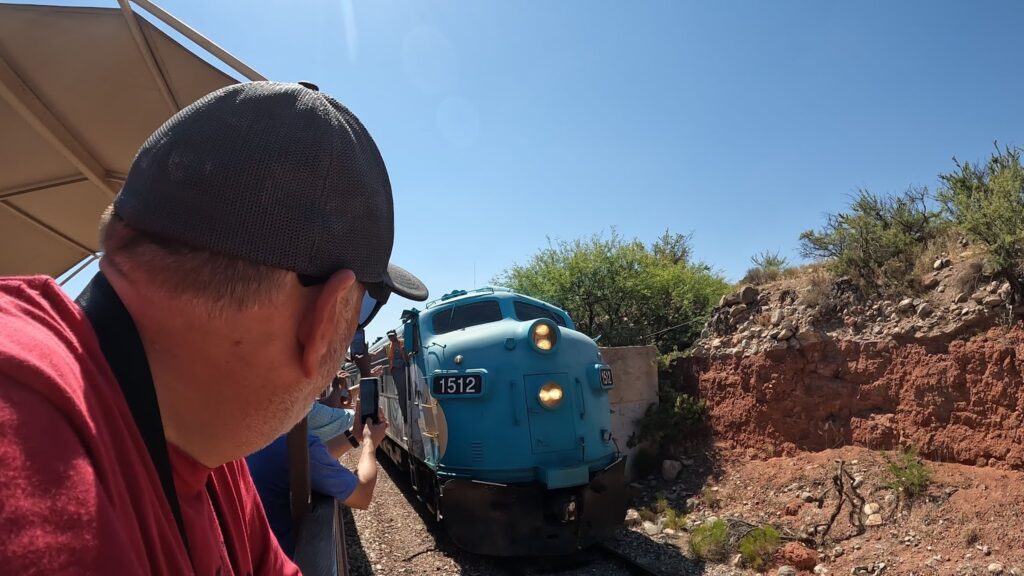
[75, 272, 192, 562]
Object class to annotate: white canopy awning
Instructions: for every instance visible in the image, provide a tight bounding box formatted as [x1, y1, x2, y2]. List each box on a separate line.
[0, 0, 264, 278]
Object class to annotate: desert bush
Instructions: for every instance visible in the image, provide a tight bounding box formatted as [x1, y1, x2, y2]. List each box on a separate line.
[738, 525, 781, 570]
[883, 446, 932, 499]
[799, 188, 948, 294]
[699, 485, 721, 510]
[798, 264, 834, 309]
[741, 250, 791, 285]
[938, 145, 1024, 302]
[963, 526, 980, 547]
[628, 383, 706, 449]
[689, 519, 729, 561]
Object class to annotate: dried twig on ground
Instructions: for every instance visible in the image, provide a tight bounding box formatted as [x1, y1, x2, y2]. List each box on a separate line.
[813, 460, 867, 545]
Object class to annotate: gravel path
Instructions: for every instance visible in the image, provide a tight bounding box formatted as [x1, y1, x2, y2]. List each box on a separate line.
[340, 452, 651, 576]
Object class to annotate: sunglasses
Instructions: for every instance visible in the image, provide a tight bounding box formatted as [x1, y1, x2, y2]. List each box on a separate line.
[298, 273, 390, 329]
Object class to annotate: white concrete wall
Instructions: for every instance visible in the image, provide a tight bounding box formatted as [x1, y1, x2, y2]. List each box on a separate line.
[601, 345, 659, 480]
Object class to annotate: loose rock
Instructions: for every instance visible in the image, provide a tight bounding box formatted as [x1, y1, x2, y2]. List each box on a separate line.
[642, 520, 661, 536]
[661, 459, 683, 481]
[989, 563, 1005, 574]
[865, 513, 883, 526]
[777, 566, 797, 576]
[777, 541, 818, 570]
[739, 284, 759, 304]
[624, 508, 641, 527]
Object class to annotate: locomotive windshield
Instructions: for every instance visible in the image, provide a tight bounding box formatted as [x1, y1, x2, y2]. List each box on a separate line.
[512, 301, 566, 327]
[432, 300, 503, 334]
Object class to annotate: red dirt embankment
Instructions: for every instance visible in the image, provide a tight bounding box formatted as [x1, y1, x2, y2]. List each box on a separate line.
[676, 327, 1024, 470]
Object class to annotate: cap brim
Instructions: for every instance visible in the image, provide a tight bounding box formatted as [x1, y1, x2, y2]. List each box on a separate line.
[383, 262, 429, 302]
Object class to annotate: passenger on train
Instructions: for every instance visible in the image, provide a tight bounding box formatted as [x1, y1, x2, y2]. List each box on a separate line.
[246, 406, 390, 557]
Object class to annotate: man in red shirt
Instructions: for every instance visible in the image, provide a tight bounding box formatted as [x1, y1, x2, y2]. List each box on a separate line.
[0, 81, 428, 574]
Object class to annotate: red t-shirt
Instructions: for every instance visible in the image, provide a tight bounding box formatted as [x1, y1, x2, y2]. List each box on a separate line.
[0, 276, 299, 575]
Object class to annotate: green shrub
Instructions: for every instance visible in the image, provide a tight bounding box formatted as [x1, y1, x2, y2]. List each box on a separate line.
[741, 250, 791, 285]
[637, 507, 658, 523]
[688, 519, 729, 561]
[664, 507, 687, 531]
[799, 187, 948, 294]
[883, 446, 932, 499]
[938, 145, 1024, 302]
[657, 350, 689, 372]
[738, 525, 780, 570]
[628, 383, 706, 449]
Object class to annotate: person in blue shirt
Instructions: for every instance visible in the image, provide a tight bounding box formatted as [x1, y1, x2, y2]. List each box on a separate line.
[246, 406, 388, 557]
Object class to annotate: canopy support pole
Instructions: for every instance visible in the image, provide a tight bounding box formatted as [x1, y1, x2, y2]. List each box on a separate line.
[0, 53, 117, 200]
[0, 175, 88, 201]
[131, 0, 267, 82]
[58, 254, 100, 287]
[119, 0, 179, 113]
[0, 201, 93, 256]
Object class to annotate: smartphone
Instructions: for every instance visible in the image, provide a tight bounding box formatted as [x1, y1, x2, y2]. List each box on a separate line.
[359, 377, 380, 424]
[351, 329, 368, 357]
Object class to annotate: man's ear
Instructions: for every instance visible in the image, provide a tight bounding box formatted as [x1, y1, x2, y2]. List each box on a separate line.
[298, 269, 359, 380]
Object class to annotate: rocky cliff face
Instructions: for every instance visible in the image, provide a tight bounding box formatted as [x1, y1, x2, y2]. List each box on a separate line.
[682, 251, 1024, 470]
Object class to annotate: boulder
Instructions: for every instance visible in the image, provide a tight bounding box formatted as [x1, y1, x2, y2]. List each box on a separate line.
[863, 502, 880, 515]
[933, 257, 952, 270]
[661, 459, 683, 481]
[897, 298, 915, 313]
[983, 295, 1004, 307]
[797, 330, 825, 346]
[771, 309, 785, 326]
[921, 276, 941, 290]
[719, 293, 741, 307]
[739, 284, 759, 304]
[777, 542, 818, 570]
[916, 303, 934, 318]
[865, 513, 883, 526]
[777, 566, 797, 576]
[730, 304, 748, 317]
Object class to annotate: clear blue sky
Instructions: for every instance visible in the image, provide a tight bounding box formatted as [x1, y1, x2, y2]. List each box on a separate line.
[53, 0, 1024, 341]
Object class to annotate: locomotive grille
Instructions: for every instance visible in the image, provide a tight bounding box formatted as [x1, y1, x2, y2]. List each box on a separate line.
[470, 441, 484, 463]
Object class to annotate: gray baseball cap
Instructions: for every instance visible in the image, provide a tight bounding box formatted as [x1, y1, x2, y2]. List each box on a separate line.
[113, 80, 428, 303]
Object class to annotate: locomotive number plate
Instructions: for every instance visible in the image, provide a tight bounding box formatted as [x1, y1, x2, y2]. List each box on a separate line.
[432, 374, 483, 395]
[599, 368, 614, 387]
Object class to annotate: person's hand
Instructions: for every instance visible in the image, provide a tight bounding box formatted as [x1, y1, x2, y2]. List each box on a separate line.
[370, 364, 383, 377]
[362, 409, 389, 448]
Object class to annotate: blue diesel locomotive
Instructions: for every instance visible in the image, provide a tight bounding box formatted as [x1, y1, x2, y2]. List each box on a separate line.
[365, 287, 626, 556]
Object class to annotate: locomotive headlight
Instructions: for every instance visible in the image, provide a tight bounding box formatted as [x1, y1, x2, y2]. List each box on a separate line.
[538, 382, 564, 408]
[531, 320, 558, 352]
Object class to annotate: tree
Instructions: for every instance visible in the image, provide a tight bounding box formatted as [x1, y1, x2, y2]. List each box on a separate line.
[938, 145, 1024, 302]
[494, 230, 729, 353]
[799, 188, 946, 293]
